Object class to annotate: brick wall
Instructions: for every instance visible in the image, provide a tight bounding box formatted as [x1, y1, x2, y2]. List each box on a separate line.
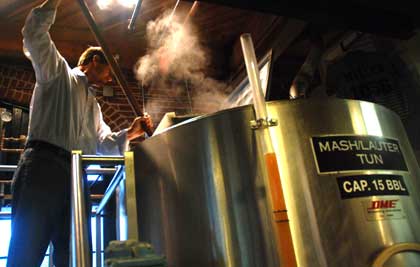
[0, 65, 34, 106]
[0, 63, 202, 136]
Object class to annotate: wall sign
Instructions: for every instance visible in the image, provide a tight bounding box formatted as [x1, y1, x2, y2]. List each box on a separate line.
[311, 135, 408, 173]
[336, 174, 409, 199]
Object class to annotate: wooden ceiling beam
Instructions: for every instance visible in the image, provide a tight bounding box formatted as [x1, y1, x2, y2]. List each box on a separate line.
[1, 0, 43, 20]
[0, 18, 146, 69]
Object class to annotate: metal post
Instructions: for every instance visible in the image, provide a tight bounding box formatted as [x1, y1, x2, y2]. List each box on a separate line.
[48, 243, 54, 267]
[70, 151, 91, 267]
[95, 165, 125, 267]
[115, 182, 127, 240]
[124, 151, 139, 240]
[95, 213, 102, 267]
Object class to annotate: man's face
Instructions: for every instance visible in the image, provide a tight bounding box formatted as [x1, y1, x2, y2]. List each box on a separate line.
[92, 63, 112, 88]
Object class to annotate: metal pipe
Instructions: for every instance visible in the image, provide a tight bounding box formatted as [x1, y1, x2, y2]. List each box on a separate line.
[2, 136, 26, 142]
[81, 155, 125, 166]
[128, 0, 143, 31]
[240, 34, 268, 123]
[85, 167, 117, 175]
[95, 165, 124, 267]
[0, 148, 23, 153]
[76, 0, 153, 136]
[0, 165, 17, 172]
[1, 194, 11, 200]
[289, 37, 323, 99]
[0, 130, 25, 153]
[70, 151, 91, 267]
[90, 194, 104, 200]
[240, 33, 297, 266]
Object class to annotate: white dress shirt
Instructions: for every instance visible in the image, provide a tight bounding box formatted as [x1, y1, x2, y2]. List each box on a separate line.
[22, 7, 128, 155]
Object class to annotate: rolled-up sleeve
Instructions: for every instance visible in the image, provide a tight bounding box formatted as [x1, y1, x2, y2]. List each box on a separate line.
[22, 7, 68, 82]
[96, 103, 129, 155]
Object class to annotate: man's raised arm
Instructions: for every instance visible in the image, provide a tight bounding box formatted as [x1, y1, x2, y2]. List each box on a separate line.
[22, 0, 68, 82]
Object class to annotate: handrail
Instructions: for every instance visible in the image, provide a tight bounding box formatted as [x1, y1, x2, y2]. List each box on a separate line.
[0, 165, 17, 172]
[0, 164, 116, 174]
[81, 155, 125, 166]
[70, 151, 137, 267]
[86, 167, 117, 175]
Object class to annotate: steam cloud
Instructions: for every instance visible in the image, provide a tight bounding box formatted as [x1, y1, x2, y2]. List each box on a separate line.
[134, 11, 230, 116]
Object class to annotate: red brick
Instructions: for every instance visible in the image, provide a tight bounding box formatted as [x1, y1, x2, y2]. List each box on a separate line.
[117, 104, 132, 112]
[6, 90, 14, 98]
[14, 91, 23, 101]
[0, 88, 7, 98]
[24, 82, 33, 90]
[21, 71, 27, 81]
[102, 114, 111, 123]
[110, 113, 120, 121]
[2, 78, 10, 87]
[109, 122, 117, 130]
[115, 118, 127, 127]
[108, 103, 120, 111]
[22, 94, 31, 104]
[118, 111, 135, 118]
[17, 81, 25, 89]
[10, 79, 17, 89]
[101, 102, 109, 110]
[103, 107, 114, 117]
[107, 98, 129, 104]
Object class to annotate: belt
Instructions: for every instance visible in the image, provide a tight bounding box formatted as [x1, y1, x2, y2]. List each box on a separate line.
[25, 140, 71, 161]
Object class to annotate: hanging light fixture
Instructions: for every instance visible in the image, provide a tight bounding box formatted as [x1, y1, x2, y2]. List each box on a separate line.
[97, 0, 137, 9]
[117, 0, 136, 8]
[97, 0, 113, 9]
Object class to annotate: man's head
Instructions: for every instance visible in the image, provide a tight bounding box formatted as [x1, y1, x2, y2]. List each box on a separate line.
[78, 46, 112, 88]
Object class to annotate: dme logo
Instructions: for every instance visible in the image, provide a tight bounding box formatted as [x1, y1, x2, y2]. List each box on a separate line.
[368, 199, 398, 210]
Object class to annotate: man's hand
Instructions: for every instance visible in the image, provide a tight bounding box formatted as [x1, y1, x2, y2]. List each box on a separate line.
[127, 113, 153, 141]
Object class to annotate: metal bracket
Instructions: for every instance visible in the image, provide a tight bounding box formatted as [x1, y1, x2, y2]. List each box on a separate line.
[250, 118, 278, 130]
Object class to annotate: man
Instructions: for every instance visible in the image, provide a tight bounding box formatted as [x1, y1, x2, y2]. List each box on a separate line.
[7, 0, 152, 266]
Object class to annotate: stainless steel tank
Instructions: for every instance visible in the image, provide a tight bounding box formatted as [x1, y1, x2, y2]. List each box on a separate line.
[132, 98, 420, 267]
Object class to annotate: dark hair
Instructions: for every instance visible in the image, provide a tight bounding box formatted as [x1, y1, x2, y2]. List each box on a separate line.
[77, 46, 108, 66]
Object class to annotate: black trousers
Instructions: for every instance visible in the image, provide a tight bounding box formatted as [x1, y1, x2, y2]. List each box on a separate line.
[7, 142, 91, 267]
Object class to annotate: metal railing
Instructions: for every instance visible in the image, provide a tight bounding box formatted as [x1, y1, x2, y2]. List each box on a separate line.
[0, 165, 17, 172]
[1, 152, 138, 267]
[95, 165, 124, 267]
[70, 151, 139, 267]
[0, 164, 117, 174]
